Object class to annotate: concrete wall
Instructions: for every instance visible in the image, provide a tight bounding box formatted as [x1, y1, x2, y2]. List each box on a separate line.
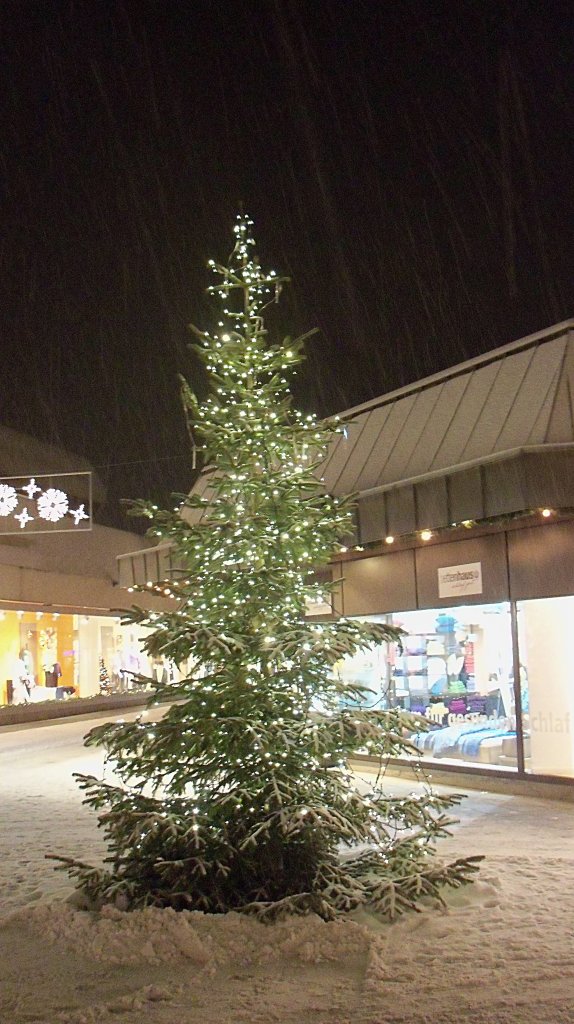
[0, 524, 166, 615]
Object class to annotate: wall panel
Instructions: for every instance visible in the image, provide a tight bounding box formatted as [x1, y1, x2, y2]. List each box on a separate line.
[341, 550, 417, 615]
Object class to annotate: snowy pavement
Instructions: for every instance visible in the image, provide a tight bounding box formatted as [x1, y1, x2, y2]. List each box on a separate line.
[1, 711, 574, 1023]
[0, 713, 111, 913]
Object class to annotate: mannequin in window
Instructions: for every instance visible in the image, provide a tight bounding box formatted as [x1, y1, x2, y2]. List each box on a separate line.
[111, 650, 122, 691]
[151, 657, 168, 685]
[19, 647, 36, 696]
[21, 645, 34, 678]
[12, 652, 30, 704]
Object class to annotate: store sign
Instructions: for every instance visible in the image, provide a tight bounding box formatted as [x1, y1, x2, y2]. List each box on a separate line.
[0, 472, 92, 535]
[438, 561, 482, 599]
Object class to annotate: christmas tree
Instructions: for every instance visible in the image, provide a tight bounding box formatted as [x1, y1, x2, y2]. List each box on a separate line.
[55, 215, 480, 918]
[99, 658, 111, 696]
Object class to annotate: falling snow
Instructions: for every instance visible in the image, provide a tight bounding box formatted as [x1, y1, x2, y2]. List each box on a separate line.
[0, 3, 571, 518]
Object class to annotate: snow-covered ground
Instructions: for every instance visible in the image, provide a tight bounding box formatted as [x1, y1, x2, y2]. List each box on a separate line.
[1, 712, 574, 1024]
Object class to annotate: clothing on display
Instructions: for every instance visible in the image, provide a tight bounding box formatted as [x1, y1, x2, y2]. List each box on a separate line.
[45, 662, 62, 687]
[11, 653, 35, 704]
[336, 603, 518, 770]
[1, 610, 164, 707]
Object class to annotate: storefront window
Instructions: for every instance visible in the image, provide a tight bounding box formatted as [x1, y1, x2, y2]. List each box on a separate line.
[517, 597, 574, 778]
[0, 610, 76, 705]
[336, 603, 517, 771]
[0, 610, 184, 707]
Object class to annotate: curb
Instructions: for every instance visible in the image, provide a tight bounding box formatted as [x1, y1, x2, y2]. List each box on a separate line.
[0, 692, 152, 728]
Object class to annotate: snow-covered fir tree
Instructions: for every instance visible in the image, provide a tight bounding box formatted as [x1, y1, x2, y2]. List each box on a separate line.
[56, 215, 480, 918]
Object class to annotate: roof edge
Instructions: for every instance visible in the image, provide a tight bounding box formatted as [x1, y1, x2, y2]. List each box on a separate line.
[355, 442, 574, 498]
[338, 319, 574, 421]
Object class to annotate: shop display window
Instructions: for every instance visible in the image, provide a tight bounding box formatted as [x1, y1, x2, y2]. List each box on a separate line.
[336, 603, 517, 771]
[0, 610, 187, 707]
[517, 597, 574, 779]
[0, 610, 76, 706]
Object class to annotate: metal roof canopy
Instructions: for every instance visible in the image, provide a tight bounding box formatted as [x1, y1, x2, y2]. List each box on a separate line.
[117, 319, 574, 585]
[320, 320, 574, 540]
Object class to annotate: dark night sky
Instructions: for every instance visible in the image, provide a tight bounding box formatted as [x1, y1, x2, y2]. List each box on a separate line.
[1, 0, 572, 524]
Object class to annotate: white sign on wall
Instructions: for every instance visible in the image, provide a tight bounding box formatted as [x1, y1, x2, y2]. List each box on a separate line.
[0, 472, 92, 535]
[438, 561, 482, 599]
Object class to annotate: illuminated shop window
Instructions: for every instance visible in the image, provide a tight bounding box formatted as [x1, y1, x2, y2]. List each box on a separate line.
[517, 596, 574, 779]
[336, 604, 517, 771]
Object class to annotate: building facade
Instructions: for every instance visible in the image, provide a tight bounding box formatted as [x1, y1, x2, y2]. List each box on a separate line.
[327, 518, 574, 780]
[117, 320, 574, 784]
[0, 428, 164, 707]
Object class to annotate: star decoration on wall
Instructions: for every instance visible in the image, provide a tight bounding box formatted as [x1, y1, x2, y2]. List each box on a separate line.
[22, 478, 41, 499]
[0, 472, 92, 534]
[14, 508, 34, 529]
[0, 484, 19, 516]
[37, 488, 69, 522]
[69, 504, 89, 526]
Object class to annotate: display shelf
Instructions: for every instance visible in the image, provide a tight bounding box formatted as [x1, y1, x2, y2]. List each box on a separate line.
[392, 632, 447, 701]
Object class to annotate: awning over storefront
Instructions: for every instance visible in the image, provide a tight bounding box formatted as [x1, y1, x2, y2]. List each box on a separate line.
[323, 320, 574, 494]
[355, 444, 574, 541]
[117, 543, 183, 590]
[117, 319, 574, 587]
[322, 319, 574, 540]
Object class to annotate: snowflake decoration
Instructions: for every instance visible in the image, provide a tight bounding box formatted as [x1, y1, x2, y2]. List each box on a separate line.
[22, 478, 41, 499]
[69, 504, 89, 526]
[14, 508, 34, 529]
[0, 484, 18, 517]
[37, 488, 69, 523]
